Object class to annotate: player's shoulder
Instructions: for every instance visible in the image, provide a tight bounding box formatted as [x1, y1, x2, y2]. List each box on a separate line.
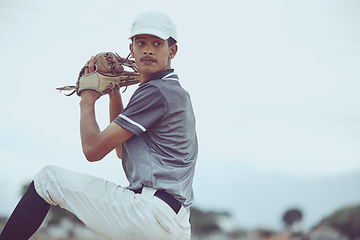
[136, 70, 182, 97]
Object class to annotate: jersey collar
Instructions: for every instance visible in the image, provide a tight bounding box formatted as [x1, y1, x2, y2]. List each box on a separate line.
[148, 69, 178, 81]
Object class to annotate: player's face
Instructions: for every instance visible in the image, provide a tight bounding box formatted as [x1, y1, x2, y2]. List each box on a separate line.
[130, 34, 177, 82]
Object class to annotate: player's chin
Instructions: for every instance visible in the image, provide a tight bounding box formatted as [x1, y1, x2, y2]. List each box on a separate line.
[138, 65, 158, 74]
[138, 61, 156, 69]
[138, 62, 168, 74]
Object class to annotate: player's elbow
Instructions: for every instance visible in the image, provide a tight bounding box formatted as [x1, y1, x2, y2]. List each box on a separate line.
[84, 153, 101, 162]
[82, 145, 105, 162]
[84, 151, 104, 162]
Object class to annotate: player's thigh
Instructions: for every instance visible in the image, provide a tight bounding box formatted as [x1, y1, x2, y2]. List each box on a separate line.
[34, 165, 134, 235]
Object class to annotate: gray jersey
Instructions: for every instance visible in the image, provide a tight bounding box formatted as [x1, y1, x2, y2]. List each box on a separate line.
[113, 69, 198, 209]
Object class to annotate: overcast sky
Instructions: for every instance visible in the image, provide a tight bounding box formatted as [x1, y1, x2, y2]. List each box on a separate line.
[1, 0, 360, 231]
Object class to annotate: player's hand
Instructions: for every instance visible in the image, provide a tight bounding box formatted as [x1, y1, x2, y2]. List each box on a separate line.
[84, 56, 95, 74]
[80, 56, 101, 101]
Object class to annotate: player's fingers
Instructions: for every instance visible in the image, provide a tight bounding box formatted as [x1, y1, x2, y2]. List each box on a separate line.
[89, 56, 95, 73]
[84, 66, 89, 75]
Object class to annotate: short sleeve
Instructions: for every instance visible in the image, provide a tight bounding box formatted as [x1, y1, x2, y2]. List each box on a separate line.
[113, 83, 166, 136]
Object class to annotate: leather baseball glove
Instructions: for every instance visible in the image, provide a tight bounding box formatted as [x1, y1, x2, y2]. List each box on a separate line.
[56, 52, 140, 96]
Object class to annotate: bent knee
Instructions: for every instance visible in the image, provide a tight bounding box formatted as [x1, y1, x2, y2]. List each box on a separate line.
[34, 165, 66, 206]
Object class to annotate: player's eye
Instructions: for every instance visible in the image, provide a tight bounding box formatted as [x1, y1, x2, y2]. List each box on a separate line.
[136, 41, 145, 46]
[154, 41, 162, 46]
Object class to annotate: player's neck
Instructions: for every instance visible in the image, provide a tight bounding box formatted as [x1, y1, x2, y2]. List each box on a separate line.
[139, 68, 170, 83]
[139, 73, 152, 84]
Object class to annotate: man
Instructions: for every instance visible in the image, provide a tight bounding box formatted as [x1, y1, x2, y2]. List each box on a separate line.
[0, 11, 197, 240]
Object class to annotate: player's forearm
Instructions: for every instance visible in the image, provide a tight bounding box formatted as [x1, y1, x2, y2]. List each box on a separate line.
[109, 91, 124, 159]
[109, 90, 124, 122]
[79, 98, 102, 161]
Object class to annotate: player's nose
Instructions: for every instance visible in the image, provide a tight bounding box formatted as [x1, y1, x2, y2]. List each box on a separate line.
[143, 43, 154, 55]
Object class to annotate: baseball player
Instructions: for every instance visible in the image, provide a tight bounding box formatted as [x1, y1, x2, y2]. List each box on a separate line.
[0, 11, 197, 240]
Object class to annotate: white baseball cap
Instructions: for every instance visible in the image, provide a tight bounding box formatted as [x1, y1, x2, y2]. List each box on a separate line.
[129, 11, 177, 42]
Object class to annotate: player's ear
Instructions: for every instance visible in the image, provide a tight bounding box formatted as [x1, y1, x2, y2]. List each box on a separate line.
[169, 44, 177, 59]
[129, 43, 134, 58]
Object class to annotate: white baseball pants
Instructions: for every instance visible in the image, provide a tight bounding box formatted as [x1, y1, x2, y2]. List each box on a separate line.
[33, 165, 191, 240]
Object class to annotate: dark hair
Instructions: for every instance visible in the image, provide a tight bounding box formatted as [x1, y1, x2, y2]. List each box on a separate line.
[168, 37, 177, 47]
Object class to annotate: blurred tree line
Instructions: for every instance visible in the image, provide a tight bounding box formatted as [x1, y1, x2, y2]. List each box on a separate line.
[316, 203, 360, 240]
[190, 207, 247, 239]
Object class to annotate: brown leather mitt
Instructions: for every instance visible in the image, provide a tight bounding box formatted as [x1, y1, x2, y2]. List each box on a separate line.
[56, 52, 140, 96]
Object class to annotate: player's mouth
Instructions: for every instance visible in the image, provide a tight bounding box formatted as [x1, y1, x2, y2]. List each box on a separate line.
[140, 56, 157, 64]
